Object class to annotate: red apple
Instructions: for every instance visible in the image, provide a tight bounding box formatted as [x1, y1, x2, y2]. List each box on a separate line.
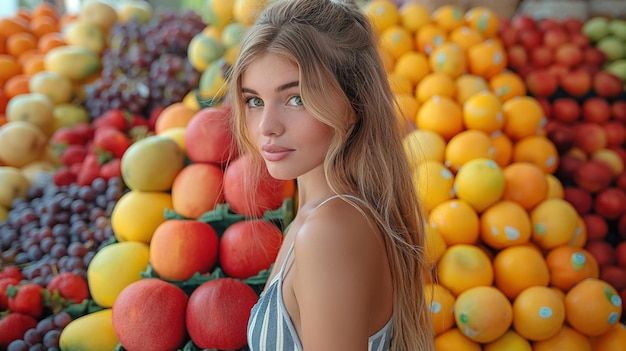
[560, 68, 592, 97]
[547, 64, 570, 81]
[591, 148, 625, 176]
[583, 46, 607, 66]
[556, 154, 585, 182]
[538, 18, 562, 33]
[592, 71, 624, 98]
[536, 97, 552, 119]
[546, 121, 575, 153]
[582, 97, 611, 124]
[526, 69, 559, 97]
[499, 18, 512, 32]
[499, 27, 519, 48]
[574, 122, 608, 154]
[594, 187, 626, 219]
[578, 63, 602, 76]
[618, 240, 626, 265]
[585, 239, 616, 266]
[564, 186, 593, 214]
[583, 213, 609, 241]
[530, 46, 553, 67]
[562, 17, 584, 33]
[519, 30, 542, 51]
[512, 14, 536, 31]
[573, 159, 614, 192]
[569, 32, 591, 48]
[611, 101, 626, 122]
[568, 147, 588, 160]
[552, 98, 581, 123]
[543, 28, 569, 50]
[609, 146, 626, 166]
[554, 43, 583, 68]
[617, 172, 626, 192]
[507, 45, 528, 70]
[601, 121, 626, 147]
[600, 265, 626, 291]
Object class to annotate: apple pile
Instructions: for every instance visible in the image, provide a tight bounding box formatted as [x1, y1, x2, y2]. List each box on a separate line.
[499, 13, 626, 317]
[583, 17, 626, 82]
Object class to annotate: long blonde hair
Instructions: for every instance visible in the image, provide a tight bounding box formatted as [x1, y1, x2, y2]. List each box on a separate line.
[227, 0, 434, 349]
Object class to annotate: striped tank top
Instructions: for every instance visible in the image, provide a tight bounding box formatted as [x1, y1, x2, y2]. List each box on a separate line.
[247, 195, 393, 351]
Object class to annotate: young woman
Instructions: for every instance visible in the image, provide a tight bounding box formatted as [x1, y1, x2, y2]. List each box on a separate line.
[227, 0, 434, 350]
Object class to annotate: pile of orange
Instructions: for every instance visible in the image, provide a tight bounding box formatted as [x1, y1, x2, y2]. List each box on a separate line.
[364, 0, 626, 349]
[0, 2, 75, 124]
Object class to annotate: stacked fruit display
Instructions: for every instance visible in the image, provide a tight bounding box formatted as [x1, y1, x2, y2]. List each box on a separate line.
[1, 0, 626, 350]
[583, 16, 626, 82]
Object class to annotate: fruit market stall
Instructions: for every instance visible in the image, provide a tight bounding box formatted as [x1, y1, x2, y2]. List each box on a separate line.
[0, 0, 626, 350]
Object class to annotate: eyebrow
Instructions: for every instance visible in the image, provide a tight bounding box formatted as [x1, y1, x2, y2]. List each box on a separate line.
[241, 81, 300, 94]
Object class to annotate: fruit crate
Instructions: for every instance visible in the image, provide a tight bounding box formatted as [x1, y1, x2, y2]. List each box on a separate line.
[588, 0, 626, 18]
[517, 0, 589, 20]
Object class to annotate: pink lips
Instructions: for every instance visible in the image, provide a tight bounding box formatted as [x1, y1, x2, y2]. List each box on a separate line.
[261, 144, 294, 162]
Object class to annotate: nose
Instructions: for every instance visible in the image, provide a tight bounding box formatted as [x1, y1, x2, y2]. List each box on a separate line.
[258, 105, 284, 137]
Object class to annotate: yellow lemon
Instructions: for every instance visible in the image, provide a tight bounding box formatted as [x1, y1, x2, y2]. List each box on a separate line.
[393, 51, 430, 86]
[455, 74, 489, 104]
[233, 0, 266, 26]
[403, 129, 447, 167]
[399, 2, 431, 33]
[111, 190, 173, 244]
[413, 160, 456, 212]
[454, 158, 505, 213]
[363, 0, 400, 33]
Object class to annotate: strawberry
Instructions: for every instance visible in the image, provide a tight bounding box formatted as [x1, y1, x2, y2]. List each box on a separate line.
[100, 158, 122, 180]
[93, 109, 129, 131]
[0, 266, 22, 281]
[52, 167, 77, 187]
[69, 162, 83, 177]
[46, 272, 89, 306]
[93, 127, 131, 158]
[7, 283, 44, 318]
[60, 144, 88, 167]
[0, 277, 20, 310]
[51, 127, 83, 146]
[128, 114, 150, 130]
[0, 313, 38, 349]
[72, 123, 95, 144]
[148, 106, 165, 131]
[76, 154, 101, 186]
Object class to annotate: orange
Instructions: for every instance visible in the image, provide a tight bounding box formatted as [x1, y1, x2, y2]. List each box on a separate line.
[393, 93, 419, 130]
[484, 329, 532, 351]
[399, 2, 431, 33]
[429, 42, 466, 79]
[545, 173, 564, 199]
[0, 54, 22, 85]
[545, 245, 599, 292]
[453, 158, 505, 213]
[415, 23, 447, 55]
[532, 325, 592, 351]
[3, 74, 30, 98]
[513, 286, 566, 341]
[589, 323, 626, 351]
[434, 328, 482, 351]
[531, 198, 580, 250]
[21, 54, 45, 76]
[437, 244, 494, 296]
[380, 25, 414, 60]
[6, 32, 37, 58]
[489, 71, 527, 102]
[444, 129, 496, 172]
[491, 132, 513, 167]
[449, 26, 484, 53]
[502, 162, 549, 210]
[569, 215, 587, 248]
[464, 7, 500, 38]
[393, 51, 430, 86]
[455, 74, 489, 104]
[403, 128, 446, 166]
[412, 160, 455, 212]
[155, 102, 197, 134]
[454, 286, 513, 343]
[416, 72, 456, 102]
[0, 17, 31, 38]
[32, 2, 59, 21]
[425, 283, 456, 336]
[467, 39, 507, 79]
[513, 135, 559, 174]
[428, 199, 480, 246]
[502, 96, 547, 141]
[37, 32, 66, 54]
[432, 5, 466, 32]
[415, 95, 463, 141]
[363, 0, 399, 33]
[480, 200, 532, 249]
[424, 225, 447, 266]
[387, 73, 413, 95]
[463, 90, 504, 135]
[29, 15, 60, 38]
[493, 244, 550, 300]
[565, 278, 622, 337]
